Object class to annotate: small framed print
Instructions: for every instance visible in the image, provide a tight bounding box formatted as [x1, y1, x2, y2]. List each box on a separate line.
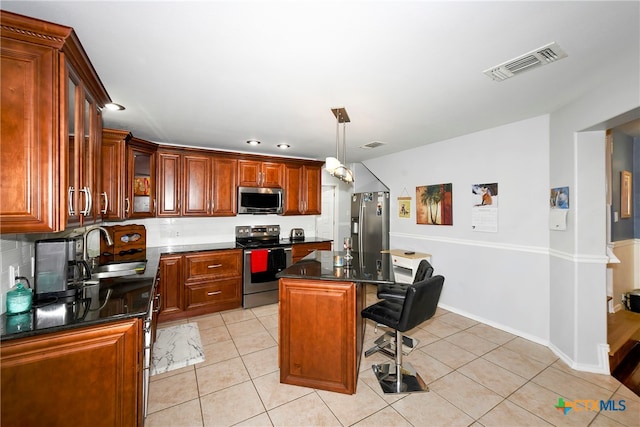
[621, 171, 632, 218]
[398, 197, 411, 218]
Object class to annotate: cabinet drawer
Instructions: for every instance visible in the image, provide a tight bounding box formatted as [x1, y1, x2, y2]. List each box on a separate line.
[184, 250, 242, 282]
[185, 278, 241, 310]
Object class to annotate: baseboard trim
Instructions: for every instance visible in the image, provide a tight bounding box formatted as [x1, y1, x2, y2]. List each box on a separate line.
[439, 303, 611, 375]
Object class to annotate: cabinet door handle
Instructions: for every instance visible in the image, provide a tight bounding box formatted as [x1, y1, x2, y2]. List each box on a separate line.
[87, 187, 93, 216]
[68, 186, 76, 215]
[207, 291, 222, 296]
[207, 264, 222, 268]
[101, 192, 108, 214]
[80, 186, 91, 216]
[154, 293, 162, 313]
[125, 197, 130, 214]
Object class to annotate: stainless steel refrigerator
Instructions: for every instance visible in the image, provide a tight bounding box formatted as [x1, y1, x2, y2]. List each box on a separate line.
[350, 192, 390, 254]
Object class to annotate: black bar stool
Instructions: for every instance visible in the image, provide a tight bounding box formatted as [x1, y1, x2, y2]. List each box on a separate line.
[361, 274, 444, 393]
[364, 259, 435, 358]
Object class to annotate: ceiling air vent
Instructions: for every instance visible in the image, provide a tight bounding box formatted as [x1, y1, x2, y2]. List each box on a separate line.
[360, 141, 386, 149]
[484, 42, 568, 82]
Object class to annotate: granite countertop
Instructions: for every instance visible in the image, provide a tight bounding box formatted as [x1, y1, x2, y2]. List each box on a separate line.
[1, 276, 155, 341]
[2, 238, 333, 342]
[277, 250, 395, 285]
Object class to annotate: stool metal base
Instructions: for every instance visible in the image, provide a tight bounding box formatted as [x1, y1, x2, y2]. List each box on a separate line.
[371, 362, 429, 394]
[365, 332, 420, 358]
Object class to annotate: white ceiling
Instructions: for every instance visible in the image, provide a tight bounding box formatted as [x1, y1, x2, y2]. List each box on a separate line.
[3, 1, 639, 162]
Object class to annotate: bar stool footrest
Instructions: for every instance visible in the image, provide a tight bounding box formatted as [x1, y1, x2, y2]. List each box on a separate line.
[371, 362, 429, 394]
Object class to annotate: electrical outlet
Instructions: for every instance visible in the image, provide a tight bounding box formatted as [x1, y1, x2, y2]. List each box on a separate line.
[9, 266, 16, 287]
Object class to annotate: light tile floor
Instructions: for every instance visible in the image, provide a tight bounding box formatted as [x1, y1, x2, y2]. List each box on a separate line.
[147, 285, 639, 426]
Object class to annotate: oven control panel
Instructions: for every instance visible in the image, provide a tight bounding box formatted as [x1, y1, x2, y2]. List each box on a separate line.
[235, 225, 280, 239]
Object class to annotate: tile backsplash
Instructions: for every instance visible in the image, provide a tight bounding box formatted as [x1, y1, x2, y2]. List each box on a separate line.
[0, 235, 37, 314]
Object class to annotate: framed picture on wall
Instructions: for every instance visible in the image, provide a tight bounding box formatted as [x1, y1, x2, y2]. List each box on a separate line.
[621, 170, 632, 218]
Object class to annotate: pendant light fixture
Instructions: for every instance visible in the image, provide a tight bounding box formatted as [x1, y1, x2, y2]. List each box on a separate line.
[325, 107, 354, 183]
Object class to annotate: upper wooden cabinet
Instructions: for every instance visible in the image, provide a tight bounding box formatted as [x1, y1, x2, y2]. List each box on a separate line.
[157, 148, 182, 217]
[211, 156, 238, 216]
[66, 74, 104, 227]
[283, 163, 322, 215]
[183, 153, 237, 216]
[158, 148, 237, 217]
[0, 11, 110, 233]
[238, 159, 283, 188]
[101, 128, 131, 220]
[101, 130, 158, 220]
[127, 137, 157, 218]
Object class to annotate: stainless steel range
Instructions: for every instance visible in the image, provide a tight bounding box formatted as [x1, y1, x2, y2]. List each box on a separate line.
[235, 225, 292, 308]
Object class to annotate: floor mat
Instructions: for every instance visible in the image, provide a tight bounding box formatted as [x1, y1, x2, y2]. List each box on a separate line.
[151, 323, 205, 375]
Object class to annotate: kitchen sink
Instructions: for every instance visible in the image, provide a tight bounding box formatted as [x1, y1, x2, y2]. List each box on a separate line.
[91, 260, 147, 279]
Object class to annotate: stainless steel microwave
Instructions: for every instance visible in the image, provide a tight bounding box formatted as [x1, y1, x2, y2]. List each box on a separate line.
[237, 186, 284, 214]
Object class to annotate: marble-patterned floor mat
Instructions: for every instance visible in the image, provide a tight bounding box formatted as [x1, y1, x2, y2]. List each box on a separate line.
[151, 323, 205, 375]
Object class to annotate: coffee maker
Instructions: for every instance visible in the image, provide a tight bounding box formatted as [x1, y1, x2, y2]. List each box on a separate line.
[34, 237, 90, 302]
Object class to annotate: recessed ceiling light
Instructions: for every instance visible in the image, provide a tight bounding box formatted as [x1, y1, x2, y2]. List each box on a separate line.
[246, 139, 261, 145]
[277, 143, 290, 149]
[105, 102, 125, 111]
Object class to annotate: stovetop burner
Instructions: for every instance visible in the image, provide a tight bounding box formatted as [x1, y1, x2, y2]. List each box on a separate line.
[235, 225, 291, 249]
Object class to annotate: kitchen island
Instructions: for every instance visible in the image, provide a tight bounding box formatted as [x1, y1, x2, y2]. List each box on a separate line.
[277, 250, 394, 394]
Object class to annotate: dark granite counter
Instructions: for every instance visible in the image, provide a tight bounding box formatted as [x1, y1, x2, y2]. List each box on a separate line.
[1, 276, 155, 341]
[277, 250, 395, 285]
[1, 239, 334, 342]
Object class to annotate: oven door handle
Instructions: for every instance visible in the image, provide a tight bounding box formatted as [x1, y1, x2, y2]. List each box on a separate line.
[244, 247, 292, 255]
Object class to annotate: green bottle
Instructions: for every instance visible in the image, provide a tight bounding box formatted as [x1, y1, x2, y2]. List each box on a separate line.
[6, 282, 32, 315]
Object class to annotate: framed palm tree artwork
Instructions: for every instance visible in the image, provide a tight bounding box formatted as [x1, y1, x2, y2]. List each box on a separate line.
[417, 183, 453, 225]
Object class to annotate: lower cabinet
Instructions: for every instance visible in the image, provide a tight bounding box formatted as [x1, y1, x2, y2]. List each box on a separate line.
[158, 254, 183, 321]
[1, 318, 142, 426]
[158, 249, 242, 321]
[279, 277, 365, 394]
[291, 241, 332, 263]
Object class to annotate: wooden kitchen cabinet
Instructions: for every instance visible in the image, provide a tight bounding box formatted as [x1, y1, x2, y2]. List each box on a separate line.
[1, 318, 142, 426]
[66, 76, 104, 227]
[183, 249, 242, 314]
[0, 11, 110, 233]
[127, 137, 157, 218]
[101, 128, 131, 220]
[182, 151, 237, 216]
[182, 152, 210, 216]
[279, 277, 365, 394]
[292, 241, 332, 263]
[158, 254, 184, 322]
[283, 162, 322, 215]
[156, 148, 182, 217]
[101, 129, 157, 221]
[211, 156, 238, 216]
[238, 159, 283, 188]
[158, 249, 242, 321]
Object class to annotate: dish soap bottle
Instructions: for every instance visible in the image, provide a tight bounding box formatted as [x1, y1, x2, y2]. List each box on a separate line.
[6, 281, 32, 315]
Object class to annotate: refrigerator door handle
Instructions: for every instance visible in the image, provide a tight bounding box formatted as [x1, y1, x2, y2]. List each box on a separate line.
[358, 198, 365, 253]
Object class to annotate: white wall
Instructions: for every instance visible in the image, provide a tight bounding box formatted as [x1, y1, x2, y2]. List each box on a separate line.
[363, 115, 551, 343]
[548, 59, 640, 371]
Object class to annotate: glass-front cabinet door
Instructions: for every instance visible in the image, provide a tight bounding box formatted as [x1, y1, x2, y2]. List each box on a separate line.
[81, 92, 96, 224]
[126, 138, 157, 218]
[65, 62, 102, 227]
[66, 66, 81, 227]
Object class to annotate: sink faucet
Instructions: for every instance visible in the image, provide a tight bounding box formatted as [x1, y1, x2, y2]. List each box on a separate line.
[83, 226, 114, 263]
